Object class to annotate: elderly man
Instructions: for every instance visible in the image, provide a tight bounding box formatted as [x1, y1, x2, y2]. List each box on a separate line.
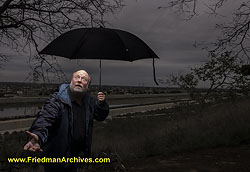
[24, 70, 109, 172]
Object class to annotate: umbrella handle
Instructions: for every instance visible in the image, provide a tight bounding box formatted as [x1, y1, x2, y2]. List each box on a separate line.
[153, 58, 159, 85]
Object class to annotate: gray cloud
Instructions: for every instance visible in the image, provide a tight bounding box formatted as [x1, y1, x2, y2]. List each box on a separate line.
[0, 0, 244, 86]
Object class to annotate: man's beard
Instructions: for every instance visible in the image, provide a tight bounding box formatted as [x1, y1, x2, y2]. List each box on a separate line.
[70, 84, 88, 97]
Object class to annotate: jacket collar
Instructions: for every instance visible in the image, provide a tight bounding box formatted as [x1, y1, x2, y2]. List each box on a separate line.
[57, 84, 90, 106]
[57, 84, 71, 106]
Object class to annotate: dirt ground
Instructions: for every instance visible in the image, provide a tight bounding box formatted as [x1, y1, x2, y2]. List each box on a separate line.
[125, 144, 250, 172]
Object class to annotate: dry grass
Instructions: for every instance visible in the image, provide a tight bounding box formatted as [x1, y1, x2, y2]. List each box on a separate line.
[92, 97, 250, 161]
[1, 97, 250, 171]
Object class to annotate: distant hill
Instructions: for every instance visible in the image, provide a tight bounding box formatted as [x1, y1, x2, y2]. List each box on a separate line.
[0, 82, 181, 97]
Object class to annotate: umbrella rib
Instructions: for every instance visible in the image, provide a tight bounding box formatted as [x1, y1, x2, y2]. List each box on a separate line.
[71, 29, 91, 59]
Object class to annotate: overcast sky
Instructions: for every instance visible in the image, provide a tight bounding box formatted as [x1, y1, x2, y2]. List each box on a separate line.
[0, 0, 241, 87]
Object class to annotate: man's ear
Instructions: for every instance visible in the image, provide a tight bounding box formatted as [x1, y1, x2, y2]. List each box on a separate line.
[87, 79, 91, 88]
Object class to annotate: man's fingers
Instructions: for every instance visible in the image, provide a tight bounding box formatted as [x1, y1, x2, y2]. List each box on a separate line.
[25, 130, 36, 139]
[24, 131, 41, 152]
[28, 147, 36, 152]
[25, 131, 38, 141]
[97, 96, 105, 103]
[98, 95, 104, 99]
[25, 130, 33, 137]
[97, 92, 105, 100]
[24, 141, 43, 152]
[24, 142, 31, 150]
[33, 146, 43, 152]
[97, 91, 107, 103]
[33, 144, 43, 152]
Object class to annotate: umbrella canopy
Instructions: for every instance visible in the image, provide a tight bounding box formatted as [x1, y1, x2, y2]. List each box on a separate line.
[39, 27, 159, 86]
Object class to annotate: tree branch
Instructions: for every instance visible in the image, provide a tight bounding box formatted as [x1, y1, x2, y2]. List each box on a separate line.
[0, 0, 13, 15]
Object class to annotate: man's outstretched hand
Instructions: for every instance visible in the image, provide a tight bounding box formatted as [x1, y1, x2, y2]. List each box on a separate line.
[24, 131, 43, 152]
[97, 92, 105, 104]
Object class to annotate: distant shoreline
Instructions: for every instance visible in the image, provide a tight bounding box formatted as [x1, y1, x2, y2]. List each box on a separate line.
[0, 93, 189, 105]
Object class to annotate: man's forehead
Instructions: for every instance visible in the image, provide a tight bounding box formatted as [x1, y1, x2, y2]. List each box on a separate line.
[74, 70, 89, 77]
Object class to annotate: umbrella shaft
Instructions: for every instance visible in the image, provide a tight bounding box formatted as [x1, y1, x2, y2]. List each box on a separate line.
[99, 59, 102, 89]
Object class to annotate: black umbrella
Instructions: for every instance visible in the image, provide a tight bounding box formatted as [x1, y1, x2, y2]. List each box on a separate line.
[39, 27, 159, 87]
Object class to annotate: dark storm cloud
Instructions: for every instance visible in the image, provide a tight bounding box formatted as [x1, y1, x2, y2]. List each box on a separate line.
[0, 0, 243, 86]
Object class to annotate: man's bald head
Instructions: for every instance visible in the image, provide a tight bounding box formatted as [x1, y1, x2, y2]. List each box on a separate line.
[72, 70, 90, 80]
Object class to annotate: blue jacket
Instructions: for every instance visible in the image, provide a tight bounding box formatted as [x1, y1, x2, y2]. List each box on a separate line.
[30, 84, 109, 158]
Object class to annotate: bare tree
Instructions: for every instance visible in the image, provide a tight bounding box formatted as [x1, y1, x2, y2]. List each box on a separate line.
[162, 0, 250, 100]
[0, 0, 124, 82]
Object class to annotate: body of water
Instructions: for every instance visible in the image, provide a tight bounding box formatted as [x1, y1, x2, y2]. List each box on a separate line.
[0, 104, 135, 118]
[0, 94, 185, 119]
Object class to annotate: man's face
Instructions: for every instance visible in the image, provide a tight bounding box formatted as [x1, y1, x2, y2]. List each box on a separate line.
[70, 70, 90, 94]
